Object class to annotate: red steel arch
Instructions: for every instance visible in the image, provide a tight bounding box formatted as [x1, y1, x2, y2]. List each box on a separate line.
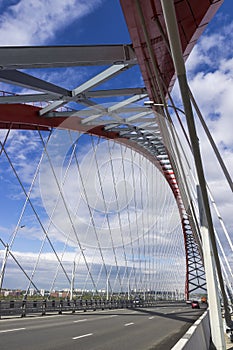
[0, 101, 206, 299]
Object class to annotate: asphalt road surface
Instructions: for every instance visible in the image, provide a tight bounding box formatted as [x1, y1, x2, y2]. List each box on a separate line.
[0, 302, 205, 350]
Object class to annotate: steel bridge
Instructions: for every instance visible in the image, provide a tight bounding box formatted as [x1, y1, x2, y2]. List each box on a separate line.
[0, 1, 232, 348]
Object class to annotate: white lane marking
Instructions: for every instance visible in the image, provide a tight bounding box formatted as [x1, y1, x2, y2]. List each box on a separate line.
[73, 314, 118, 323]
[0, 327, 26, 334]
[124, 322, 134, 327]
[149, 316, 154, 319]
[72, 333, 93, 340]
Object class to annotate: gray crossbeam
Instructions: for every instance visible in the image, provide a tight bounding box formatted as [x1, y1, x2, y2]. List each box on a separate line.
[0, 45, 137, 69]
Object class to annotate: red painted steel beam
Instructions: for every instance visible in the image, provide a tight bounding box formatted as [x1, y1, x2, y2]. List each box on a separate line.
[120, 0, 223, 100]
[0, 102, 161, 165]
[0, 104, 123, 140]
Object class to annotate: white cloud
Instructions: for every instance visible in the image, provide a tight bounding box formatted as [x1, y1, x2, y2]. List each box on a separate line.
[0, 128, 186, 291]
[186, 27, 233, 182]
[0, 0, 103, 45]
[38, 130, 182, 249]
[169, 17, 233, 290]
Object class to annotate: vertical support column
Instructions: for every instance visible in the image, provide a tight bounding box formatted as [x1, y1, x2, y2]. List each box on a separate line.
[161, 0, 232, 344]
[0, 244, 9, 291]
[198, 186, 226, 349]
[70, 261, 75, 301]
[106, 276, 109, 301]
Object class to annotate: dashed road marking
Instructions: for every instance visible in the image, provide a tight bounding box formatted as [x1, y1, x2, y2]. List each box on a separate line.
[73, 314, 119, 323]
[124, 322, 134, 327]
[72, 333, 93, 340]
[73, 319, 87, 323]
[0, 328, 26, 334]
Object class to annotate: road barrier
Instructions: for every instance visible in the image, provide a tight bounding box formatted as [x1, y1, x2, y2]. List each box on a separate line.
[171, 310, 210, 350]
[0, 299, 181, 318]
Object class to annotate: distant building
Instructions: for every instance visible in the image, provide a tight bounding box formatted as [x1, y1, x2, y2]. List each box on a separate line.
[50, 291, 59, 298]
[29, 288, 35, 296]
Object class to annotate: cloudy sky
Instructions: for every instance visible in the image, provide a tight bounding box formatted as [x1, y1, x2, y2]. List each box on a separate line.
[0, 0, 232, 294]
[184, 3, 233, 253]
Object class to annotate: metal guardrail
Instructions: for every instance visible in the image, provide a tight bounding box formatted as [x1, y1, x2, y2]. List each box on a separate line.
[0, 299, 163, 318]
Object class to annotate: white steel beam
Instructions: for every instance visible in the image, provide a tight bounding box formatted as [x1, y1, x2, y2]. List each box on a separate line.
[45, 105, 150, 120]
[0, 45, 137, 69]
[78, 99, 124, 124]
[0, 89, 148, 105]
[0, 70, 70, 96]
[0, 93, 56, 104]
[129, 118, 156, 123]
[126, 111, 153, 122]
[116, 106, 149, 113]
[107, 94, 148, 112]
[138, 121, 158, 128]
[80, 94, 149, 125]
[83, 117, 156, 125]
[72, 64, 128, 97]
[46, 106, 150, 118]
[39, 64, 129, 116]
[85, 87, 147, 98]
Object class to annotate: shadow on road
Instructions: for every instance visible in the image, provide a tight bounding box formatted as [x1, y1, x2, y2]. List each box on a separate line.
[72, 303, 206, 324]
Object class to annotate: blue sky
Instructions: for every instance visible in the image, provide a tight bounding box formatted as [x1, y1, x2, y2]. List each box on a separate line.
[0, 0, 232, 292]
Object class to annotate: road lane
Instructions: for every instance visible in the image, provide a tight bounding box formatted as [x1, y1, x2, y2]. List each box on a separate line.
[78, 306, 204, 350]
[0, 303, 206, 350]
[0, 327, 26, 333]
